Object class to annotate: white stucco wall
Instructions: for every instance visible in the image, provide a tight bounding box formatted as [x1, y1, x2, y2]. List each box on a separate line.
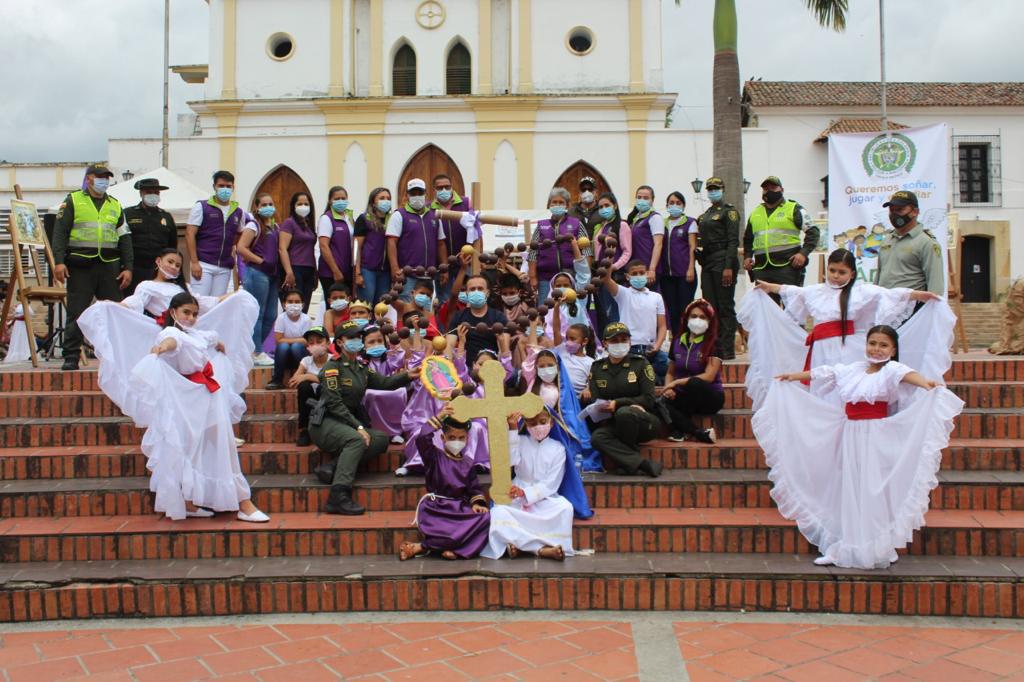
[381, 0, 480, 97]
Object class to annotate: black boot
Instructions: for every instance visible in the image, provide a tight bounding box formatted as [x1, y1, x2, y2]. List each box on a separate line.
[314, 456, 337, 485]
[325, 485, 365, 515]
[61, 357, 79, 371]
[638, 459, 664, 478]
[296, 429, 312, 447]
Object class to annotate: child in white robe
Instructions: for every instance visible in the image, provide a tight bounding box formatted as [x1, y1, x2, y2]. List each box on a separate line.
[755, 324, 963, 569]
[3, 304, 31, 363]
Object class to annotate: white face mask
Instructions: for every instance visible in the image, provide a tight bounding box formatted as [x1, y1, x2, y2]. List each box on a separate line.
[444, 439, 466, 455]
[330, 299, 348, 311]
[501, 294, 520, 306]
[309, 344, 328, 358]
[294, 205, 311, 218]
[866, 350, 892, 364]
[687, 318, 709, 336]
[607, 343, 630, 359]
[158, 265, 179, 280]
[537, 366, 558, 383]
[142, 194, 160, 208]
[408, 196, 426, 211]
[172, 313, 194, 329]
[285, 303, 302, 316]
[581, 191, 595, 204]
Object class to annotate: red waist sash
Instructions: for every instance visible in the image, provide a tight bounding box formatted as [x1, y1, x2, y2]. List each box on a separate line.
[185, 362, 220, 393]
[845, 401, 888, 420]
[802, 320, 855, 385]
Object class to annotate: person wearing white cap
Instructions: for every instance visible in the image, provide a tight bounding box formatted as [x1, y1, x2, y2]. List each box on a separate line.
[386, 178, 450, 301]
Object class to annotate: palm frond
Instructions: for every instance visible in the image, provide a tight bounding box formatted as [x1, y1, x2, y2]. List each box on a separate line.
[804, 0, 848, 31]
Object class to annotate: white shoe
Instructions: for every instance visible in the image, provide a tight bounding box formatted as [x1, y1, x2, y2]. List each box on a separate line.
[394, 466, 409, 477]
[813, 556, 834, 566]
[235, 437, 245, 447]
[253, 353, 274, 366]
[390, 435, 405, 445]
[237, 509, 270, 523]
[186, 508, 214, 518]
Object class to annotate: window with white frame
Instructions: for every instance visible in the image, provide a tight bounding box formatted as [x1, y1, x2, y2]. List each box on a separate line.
[953, 135, 1001, 206]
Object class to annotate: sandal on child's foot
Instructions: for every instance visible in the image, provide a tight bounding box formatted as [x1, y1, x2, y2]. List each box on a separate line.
[441, 550, 458, 560]
[399, 541, 425, 561]
[538, 545, 565, 562]
[667, 432, 687, 443]
[394, 466, 409, 477]
[186, 507, 214, 518]
[506, 544, 521, 559]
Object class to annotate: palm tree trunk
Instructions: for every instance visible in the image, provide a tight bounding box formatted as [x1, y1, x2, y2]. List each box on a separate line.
[712, 0, 744, 221]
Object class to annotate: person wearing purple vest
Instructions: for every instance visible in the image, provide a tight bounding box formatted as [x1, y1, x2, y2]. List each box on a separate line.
[354, 187, 392, 304]
[317, 185, 356, 299]
[237, 192, 280, 364]
[625, 185, 665, 291]
[431, 173, 481, 302]
[528, 187, 592, 303]
[185, 170, 245, 297]
[658, 191, 699, 337]
[278, 192, 319, 312]
[386, 178, 449, 301]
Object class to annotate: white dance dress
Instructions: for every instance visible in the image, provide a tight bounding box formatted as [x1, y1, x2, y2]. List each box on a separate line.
[739, 285, 955, 409]
[481, 431, 576, 559]
[3, 305, 30, 363]
[751, 361, 964, 569]
[129, 327, 252, 520]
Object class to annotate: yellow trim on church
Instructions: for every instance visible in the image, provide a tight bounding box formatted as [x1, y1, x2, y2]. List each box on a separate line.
[329, 0, 345, 97]
[221, 0, 237, 99]
[628, 0, 644, 93]
[317, 100, 391, 188]
[369, 0, 384, 97]
[620, 95, 660, 192]
[478, 0, 493, 96]
[518, 0, 532, 94]
[469, 97, 541, 210]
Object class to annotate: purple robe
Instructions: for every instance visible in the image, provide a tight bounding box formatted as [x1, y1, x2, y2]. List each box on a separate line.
[363, 348, 407, 437]
[414, 434, 491, 558]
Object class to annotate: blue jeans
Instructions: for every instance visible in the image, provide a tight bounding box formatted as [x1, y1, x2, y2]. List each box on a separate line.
[359, 269, 391, 305]
[659, 274, 697, 338]
[243, 268, 279, 350]
[536, 280, 551, 306]
[632, 344, 668, 385]
[291, 264, 317, 313]
[273, 342, 308, 382]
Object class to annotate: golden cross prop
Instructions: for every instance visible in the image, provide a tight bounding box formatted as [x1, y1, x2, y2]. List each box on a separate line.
[449, 359, 545, 504]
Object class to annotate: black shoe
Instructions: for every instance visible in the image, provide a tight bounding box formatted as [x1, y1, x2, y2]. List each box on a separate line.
[296, 429, 312, 447]
[325, 485, 365, 515]
[667, 431, 687, 443]
[638, 459, 664, 478]
[265, 380, 283, 390]
[721, 350, 736, 361]
[314, 457, 337, 485]
[61, 357, 79, 371]
[694, 428, 717, 444]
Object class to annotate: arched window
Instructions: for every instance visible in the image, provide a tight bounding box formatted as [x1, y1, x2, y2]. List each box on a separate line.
[393, 45, 417, 96]
[446, 43, 471, 95]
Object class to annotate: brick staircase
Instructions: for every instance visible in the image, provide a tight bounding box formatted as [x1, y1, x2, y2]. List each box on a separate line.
[960, 302, 1006, 349]
[1, 357, 1022, 623]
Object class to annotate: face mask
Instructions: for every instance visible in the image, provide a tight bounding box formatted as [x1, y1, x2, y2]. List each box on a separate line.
[330, 298, 349, 311]
[667, 205, 684, 219]
[309, 344, 328, 358]
[458, 291, 469, 305]
[550, 205, 567, 218]
[294, 205, 311, 218]
[408, 196, 426, 211]
[215, 187, 232, 202]
[828, 280, 850, 290]
[467, 290, 487, 308]
[414, 293, 432, 309]
[607, 342, 630, 359]
[366, 344, 386, 358]
[537, 366, 558, 383]
[527, 422, 553, 442]
[258, 205, 276, 218]
[286, 303, 302, 316]
[687, 318, 709, 336]
[629, 275, 647, 290]
[707, 189, 723, 203]
[436, 189, 453, 203]
[763, 190, 783, 204]
[564, 340, 582, 354]
[172, 312, 194, 329]
[331, 199, 349, 213]
[142, 194, 160, 208]
[866, 350, 892, 364]
[353, 317, 369, 329]
[157, 264, 180, 280]
[581, 191, 595, 204]
[417, 328, 428, 337]
[92, 178, 110, 193]
[501, 294, 519, 306]
[445, 439, 467, 455]
[343, 339, 364, 353]
[635, 199, 652, 214]
[376, 200, 392, 213]
[598, 206, 615, 221]
[889, 211, 912, 229]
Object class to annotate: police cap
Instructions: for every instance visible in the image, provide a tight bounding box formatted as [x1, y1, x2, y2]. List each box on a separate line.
[134, 177, 169, 191]
[334, 321, 362, 339]
[602, 322, 630, 340]
[760, 176, 783, 188]
[882, 190, 919, 208]
[85, 163, 114, 178]
[705, 177, 724, 189]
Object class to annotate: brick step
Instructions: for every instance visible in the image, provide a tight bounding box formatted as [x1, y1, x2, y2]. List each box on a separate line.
[1, 552, 1021, 622]
[4, 439, 1023, 483]
[2, 509, 1022, 563]
[3, 406, 1019, 446]
[4, 470, 1023, 518]
[0, 366, 274, 392]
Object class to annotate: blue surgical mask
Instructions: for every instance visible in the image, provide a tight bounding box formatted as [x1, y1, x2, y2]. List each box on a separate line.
[467, 290, 487, 308]
[414, 293, 432, 309]
[707, 189, 723, 203]
[667, 205, 684, 219]
[92, 178, 110, 193]
[331, 199, 349, 213]
[629, 275, 647, 290]
[353, 318, 369, 329]
[437, 189, 453, 203]
[458, 291, 469, 305]
[215, 187, 233, 202]
[376, 200, 392, 213]
[257, 205, 275, 218]
[598, 206, 615, 221]
[635, 199, 651, 214]
[550, 206, 567, 218]
[343, 339, 364, 353]
[417, 328, 428, 337]
[366, 344, 386, 357]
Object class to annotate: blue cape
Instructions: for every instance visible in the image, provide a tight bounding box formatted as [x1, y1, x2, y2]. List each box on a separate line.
[546, 407, 595, 519]
[553, 353, 603, 472]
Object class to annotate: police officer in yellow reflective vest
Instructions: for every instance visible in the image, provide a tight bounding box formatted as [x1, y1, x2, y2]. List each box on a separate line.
[742, 176, 819, 300]
[51, 164, 134, 370]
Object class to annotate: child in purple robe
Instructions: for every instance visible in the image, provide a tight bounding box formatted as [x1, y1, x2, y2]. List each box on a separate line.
[399, 410, 491, 561]
[360, 324, 407, 442]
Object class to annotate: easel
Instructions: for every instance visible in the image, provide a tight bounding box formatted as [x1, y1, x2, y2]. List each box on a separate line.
[947, 217, 970, 353]
[0, 186, 67, 366]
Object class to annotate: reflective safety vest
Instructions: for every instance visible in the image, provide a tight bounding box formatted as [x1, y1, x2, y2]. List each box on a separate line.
[68, 190, 125, 260]
[749, 200, 800, 254]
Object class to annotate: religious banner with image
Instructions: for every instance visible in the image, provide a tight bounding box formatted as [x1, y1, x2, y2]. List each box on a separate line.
[827, 123, 949, 283]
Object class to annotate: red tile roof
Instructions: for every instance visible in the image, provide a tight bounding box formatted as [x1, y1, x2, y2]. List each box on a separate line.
[813, 118, 909, 143]
[743, 81, 1024, 108]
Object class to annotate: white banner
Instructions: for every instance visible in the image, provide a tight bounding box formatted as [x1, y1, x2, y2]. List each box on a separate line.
[827, 123, 949, 283]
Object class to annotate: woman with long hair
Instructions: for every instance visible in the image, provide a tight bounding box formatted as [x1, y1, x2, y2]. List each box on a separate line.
[237, 192, 280, 365]
[590, 191, 632, 330]
[278, 191, 318, 311]
[353, 187, 393, 304]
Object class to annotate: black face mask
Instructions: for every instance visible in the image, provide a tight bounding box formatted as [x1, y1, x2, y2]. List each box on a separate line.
[762, 190, 783, 204]
[889, 211, 913, 229]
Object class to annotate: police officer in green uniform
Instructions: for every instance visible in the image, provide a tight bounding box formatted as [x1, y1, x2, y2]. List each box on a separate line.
[585, 322, 664, 478]
[124, 177, 177, 294]
[51, 163, 133, 370]
[311, 321, 418, 515]
[742, 176, 819, 298]
[876, 190, 945, 296]
[695, 177, 740, 359]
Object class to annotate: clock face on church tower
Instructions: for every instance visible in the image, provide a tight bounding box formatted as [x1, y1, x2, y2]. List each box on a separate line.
[416, 0, 446, 29]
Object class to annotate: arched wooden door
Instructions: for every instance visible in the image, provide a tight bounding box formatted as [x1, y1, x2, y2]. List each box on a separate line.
[397, 145, 466, 200]
[251, 165, 314, 225]
[552, 160, 613, 201]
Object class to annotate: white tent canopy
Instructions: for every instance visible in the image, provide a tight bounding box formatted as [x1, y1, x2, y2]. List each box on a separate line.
[49, 166, 209, 224]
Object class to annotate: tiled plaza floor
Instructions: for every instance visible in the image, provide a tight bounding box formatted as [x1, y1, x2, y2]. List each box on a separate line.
[2, 612, 1024, 681]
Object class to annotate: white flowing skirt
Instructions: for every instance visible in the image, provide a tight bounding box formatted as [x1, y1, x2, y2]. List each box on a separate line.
[752, 380, 963, 569]
[481, 495, 576, 559]
[4, 320, 30, 363]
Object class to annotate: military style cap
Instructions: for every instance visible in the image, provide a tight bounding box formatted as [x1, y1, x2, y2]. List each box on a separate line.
[134, 177, 169, 191]
[303, 326, 329, 340]
[334, 321, 362, 339]
[85, 163, 114, 178]
[602, 322, 630, 340]
[705, 177, 724, 189]
[760, 176, 783, 188]
[579, 176, 597, 188]
[882, 190, 919, 208]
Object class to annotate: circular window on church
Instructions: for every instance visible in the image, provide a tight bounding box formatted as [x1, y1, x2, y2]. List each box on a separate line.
[267, 33, 295, 61]
[566, 27, 595, 56]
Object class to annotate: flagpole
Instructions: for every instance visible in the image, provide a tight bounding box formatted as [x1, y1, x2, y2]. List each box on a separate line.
[879, 0, 889, 139]
[161, 0, 170, 167]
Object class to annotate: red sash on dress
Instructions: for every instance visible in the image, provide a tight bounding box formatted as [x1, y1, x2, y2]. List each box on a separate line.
[845, 401, 888, 420]
[802, 320, 855, 385]
[154, 309, 169, 326]
[185, 362, 220, 393]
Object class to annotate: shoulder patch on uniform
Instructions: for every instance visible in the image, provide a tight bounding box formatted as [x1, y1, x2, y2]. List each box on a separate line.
[728, 210, 739, 221]
[324, 368, 339, 377]
[326, 377, 339, 390]
[932, 242, 942, 257]
[645, 364, 655, 381]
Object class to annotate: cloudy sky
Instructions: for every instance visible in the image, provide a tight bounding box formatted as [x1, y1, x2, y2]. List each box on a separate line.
[1, 0, 1020, 163]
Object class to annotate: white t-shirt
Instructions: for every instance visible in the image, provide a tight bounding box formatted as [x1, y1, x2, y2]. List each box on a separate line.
[385, 210, 446, 240]
[612, 285, 665, 347]
[274, 311, 313, 338]
[187, 200, 239, 228]
[316, 213, 355, 241]
[298, 354, 328, 376]
[638, 212, 665, 237]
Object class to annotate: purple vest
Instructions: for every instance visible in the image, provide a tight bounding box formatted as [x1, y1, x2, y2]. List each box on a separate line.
[630, 211, 660, 268]
[250, 223, 280, 277]
[396, 206, 440, 269]
[659, 216, 695, 276]
[197, 200, 243, 268]
[534, 216, 580, 279]
[317, 211, 354, 280]
[359, 213, 388, 272]
[435, 195, 473, 254]
[671, 333, 723, 392]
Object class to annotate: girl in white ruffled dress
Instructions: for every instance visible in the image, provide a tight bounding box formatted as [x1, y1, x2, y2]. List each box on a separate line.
[754, 325, 963, 569]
